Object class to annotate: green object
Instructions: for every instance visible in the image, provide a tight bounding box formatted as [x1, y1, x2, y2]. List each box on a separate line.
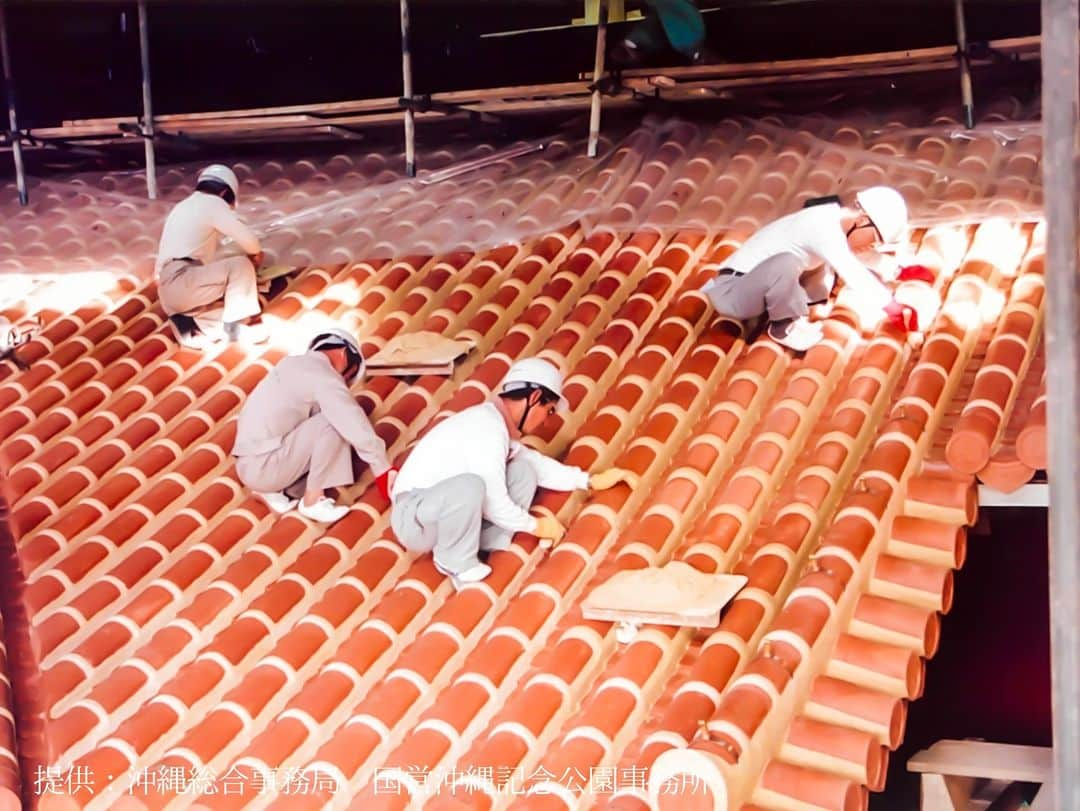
[627, 0, 705, 59]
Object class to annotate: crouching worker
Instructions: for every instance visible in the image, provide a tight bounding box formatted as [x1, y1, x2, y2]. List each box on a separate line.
[389, 358, 638, 589]
[701, 186, 910, 351]
[156, 164, 267, 347]
[232, 328, 393, 523]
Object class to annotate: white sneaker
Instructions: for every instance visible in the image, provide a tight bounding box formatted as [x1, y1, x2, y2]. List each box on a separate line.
[256, 491, 298, 514]
[297, 497, 350, 523]
[434, 560, 492, 590]
[225, 321, 270, 346]
[808, 299, 834, 320]
[768, 317, 822, 352]
[176, 330, 215, 350]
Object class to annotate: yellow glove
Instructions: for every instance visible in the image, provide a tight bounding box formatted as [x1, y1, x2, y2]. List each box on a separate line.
[533, 514, 567, 548]
[589, 467, 640, 491]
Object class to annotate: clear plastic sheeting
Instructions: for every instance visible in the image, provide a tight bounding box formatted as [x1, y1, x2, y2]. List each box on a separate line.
[0, 96, 1044, 282]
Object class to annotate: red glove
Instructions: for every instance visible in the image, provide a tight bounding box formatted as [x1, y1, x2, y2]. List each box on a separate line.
[884, 300, 919, 332]
[897, 264, 935, 284]
[375, 468, 398, 501]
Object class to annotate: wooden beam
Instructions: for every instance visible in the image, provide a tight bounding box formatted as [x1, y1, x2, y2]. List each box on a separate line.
[10, 36, 1046, 153]
[583, 34, 1044, 81]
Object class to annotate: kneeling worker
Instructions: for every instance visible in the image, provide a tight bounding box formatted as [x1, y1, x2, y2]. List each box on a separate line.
[390, 358, 638, 589]
[232, 328, 393, 523]
[156, 163, 267, 346]
[701, 186, 912, 351]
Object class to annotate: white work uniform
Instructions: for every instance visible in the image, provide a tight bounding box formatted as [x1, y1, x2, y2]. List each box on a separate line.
[701, 203, 890, 323]
[232, 351, 391, 498]
[155, 191, 262, 327]
[391, 401, 589, 573]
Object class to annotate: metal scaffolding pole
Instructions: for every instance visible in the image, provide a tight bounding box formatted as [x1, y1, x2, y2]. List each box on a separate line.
[1041, 0, 1080, 808]
[586, 0, 609, 158]
[953, 0, 974, 128]
[0, 0, 27, 206]
[400, 0, 416, 177]
[137, 0, 158, 199]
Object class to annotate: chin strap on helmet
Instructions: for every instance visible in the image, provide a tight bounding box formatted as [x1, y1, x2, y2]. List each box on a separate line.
[517, 385, 538, 433]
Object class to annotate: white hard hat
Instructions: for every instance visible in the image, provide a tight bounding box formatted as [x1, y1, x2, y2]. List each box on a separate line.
[500, 357, 569, 412]
[855, 186, 909, 245]
[197, 164, 240, 201]
[310, 327, 364, 382]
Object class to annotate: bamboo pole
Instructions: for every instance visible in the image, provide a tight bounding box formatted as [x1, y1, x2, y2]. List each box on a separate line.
[137, 0, 157, 199]
[1041, 0, 1080, 808]
[0, 0, 27, 205]
[587, 0, 608, 158]
[954, 0, 975, 128]
[400, 0, 416, 177]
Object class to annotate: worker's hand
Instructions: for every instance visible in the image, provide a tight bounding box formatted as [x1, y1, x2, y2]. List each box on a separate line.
[589, 467, 640, 491]
[897, 264, 935, 284]
[375, 467, 398, 501]
[248, 251, 265, 269]
[533, 514, 566, 547]
[869, 255, 901, 283]
[884, 299, 919, 332]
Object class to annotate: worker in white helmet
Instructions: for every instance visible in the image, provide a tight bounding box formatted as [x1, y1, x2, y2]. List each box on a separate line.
[701, 186, 915, 351]
[155, 164, 267, 347]
[390, 357, 639, 589]
[232, 328, 393, 523]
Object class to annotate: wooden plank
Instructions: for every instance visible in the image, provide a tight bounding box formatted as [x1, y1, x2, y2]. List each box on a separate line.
[908, 740, 1053, 783]
[366, 362, 455, 377]
[591, 34, 1043, 81]
[62, 81, 592, 129]
[581, 605, 724, 629]
[366, 331, 474, 378]
[582, 563, 747, 630]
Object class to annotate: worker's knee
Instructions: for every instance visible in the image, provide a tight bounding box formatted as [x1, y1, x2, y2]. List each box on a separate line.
[415, 473, 484, 527]
[223, 254, 257, 281]
[233, 456, 256, 490]
[310, 418, 350, 454]
[449, 473, 486, 509]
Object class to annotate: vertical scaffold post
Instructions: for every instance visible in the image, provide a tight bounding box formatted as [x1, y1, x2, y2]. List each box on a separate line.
[138, 0, 158, 199]
[400, 0, 417, 177]
[1042, 0, 1080, 807]
[587, 0, 609, 158]
[0, 1, 27, 205]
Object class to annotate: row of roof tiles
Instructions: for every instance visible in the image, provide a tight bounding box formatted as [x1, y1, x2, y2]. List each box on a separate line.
[0, 104, 1049, 811]
[0, 93, 1042, 279]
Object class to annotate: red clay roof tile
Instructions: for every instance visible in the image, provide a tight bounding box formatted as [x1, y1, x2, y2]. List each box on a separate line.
[0, 104, 1048, 811]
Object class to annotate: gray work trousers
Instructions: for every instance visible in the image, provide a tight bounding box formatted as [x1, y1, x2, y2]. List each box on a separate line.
[158, 256, 261, 329]
[234, 413, 354, 499]
[391, 456, 538, 574]
[705, 253, 835, 323]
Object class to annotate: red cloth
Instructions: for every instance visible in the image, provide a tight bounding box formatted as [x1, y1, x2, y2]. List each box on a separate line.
[897, 264, 935, 283]
[884, 300, 919, 332]
[375, 468, 397, 501]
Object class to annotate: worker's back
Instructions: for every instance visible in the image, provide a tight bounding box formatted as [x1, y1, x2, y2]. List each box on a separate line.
[233, 352, 343, 458]
[155, 191, 234, 271]
[723, 204, 843, 275]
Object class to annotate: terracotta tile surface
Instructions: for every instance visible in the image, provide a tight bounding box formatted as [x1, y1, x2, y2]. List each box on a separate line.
[0, 102, 1047, 811]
